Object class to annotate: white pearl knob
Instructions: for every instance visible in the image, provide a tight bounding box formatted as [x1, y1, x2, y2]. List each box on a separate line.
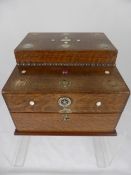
[29, 101, 35, 106]
[105, 70, 110, 75]
[21, 70, 26, 74]
[96, 101, 102, 107]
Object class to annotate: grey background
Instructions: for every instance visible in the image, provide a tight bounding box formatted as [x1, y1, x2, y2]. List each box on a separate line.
[0, 0, 131, 174]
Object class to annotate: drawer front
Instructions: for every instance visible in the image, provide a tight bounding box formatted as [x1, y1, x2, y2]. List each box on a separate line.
[11, 113, 119, 133]
[5, 93, 128, 113]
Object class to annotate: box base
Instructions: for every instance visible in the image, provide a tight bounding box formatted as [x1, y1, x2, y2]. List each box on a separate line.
[14, 130, 117, 136]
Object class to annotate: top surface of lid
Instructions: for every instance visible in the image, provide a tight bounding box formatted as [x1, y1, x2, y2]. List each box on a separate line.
[15, 32, 117, 51]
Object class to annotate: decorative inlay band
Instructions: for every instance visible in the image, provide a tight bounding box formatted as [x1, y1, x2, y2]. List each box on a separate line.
[17, 62, 115, 67]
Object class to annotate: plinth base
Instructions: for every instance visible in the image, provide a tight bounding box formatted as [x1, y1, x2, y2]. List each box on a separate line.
[15, 130, 117, 136]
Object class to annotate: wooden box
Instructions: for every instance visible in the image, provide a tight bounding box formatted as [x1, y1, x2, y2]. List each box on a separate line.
[2, 33, 130, 136]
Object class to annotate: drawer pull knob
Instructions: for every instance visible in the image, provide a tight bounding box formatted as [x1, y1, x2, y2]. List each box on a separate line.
[21, 70, 26, 74]
[96, 101, 102, 107]
[58, 97, 72, 107]
[29, 101, 35, 106]
[105, 70, 110, 75]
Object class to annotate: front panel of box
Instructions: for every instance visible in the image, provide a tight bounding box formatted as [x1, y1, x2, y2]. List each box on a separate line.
[4, 93, 128, 113]
[12, 113, 119, 135]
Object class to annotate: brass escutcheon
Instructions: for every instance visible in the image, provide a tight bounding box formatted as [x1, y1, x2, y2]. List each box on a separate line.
[58, 97, 72, 108]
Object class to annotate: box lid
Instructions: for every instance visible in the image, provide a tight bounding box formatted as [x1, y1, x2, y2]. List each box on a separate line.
[15, 33, 118, 66]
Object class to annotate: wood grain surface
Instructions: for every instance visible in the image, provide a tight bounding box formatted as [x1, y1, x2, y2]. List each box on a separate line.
[2, 66, 129, 114]
[11, 113, 120, 133]
[3, 93, 129, 113]
[15, 33, 117, 64]
[15, 130, 117, 136]
[2, 66, 129, 94]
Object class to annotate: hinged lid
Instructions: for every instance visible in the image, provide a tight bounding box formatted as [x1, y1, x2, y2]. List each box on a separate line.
[15, 33, 118, 66]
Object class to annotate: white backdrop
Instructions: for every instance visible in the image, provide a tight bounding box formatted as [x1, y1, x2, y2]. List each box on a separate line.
[0, 0, 131, 174]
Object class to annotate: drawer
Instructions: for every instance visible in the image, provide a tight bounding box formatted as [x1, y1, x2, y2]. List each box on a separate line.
[4, 93, 128, 113]
[11, 113, 119, 134]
